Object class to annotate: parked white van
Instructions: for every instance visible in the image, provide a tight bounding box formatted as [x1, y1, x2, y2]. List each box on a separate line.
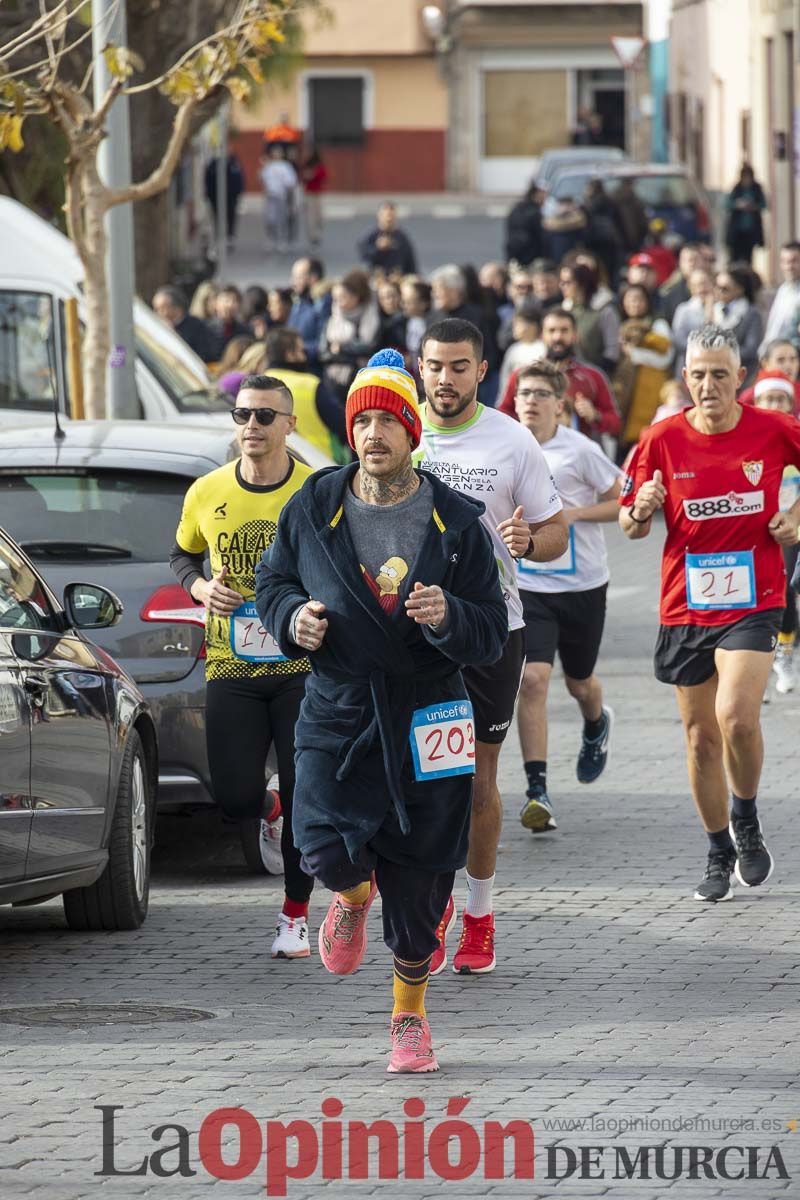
[0, 197, 331, 467]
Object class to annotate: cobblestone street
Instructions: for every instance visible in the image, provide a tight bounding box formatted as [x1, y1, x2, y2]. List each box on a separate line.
[1, 528, 799, 1199]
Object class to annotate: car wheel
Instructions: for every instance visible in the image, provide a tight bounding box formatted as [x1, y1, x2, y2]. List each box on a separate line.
[63, 730, 151, 931]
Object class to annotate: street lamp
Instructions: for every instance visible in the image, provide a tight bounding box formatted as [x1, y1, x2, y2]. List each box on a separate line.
[422, 4, 453, 54]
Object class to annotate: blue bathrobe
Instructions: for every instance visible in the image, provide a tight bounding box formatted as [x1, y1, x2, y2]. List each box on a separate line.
[255, 464, 508, 873]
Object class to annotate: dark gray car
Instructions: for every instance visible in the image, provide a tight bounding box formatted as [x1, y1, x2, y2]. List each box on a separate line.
[0, 524, 158, 929]
[0, 421, 250, 823]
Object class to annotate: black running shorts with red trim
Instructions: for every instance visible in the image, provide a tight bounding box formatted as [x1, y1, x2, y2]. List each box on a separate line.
[654, 609, 782, 687]
[462, 627, 525, 744]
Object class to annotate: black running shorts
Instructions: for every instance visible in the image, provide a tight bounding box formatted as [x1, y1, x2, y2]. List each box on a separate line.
[521, 584, 608, 680]
[462, 627, 525, 744]
[654, 609, 782, 687]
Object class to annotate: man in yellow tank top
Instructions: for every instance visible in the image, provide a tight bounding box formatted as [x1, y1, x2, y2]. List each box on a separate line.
[170, 374, 315, 959]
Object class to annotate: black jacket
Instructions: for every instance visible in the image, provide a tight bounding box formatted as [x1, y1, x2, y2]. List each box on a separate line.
[255, 465, 508, 869]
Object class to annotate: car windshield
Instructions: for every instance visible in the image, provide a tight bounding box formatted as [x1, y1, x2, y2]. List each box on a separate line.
[0, 470, 191, 562]
[608, 174, 697, 207]
[550, 172, 596, 201]
[135, 323, 231, 414]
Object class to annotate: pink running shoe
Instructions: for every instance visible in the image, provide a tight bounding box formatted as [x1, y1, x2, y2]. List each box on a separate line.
[387, 1013, 439, 1073]
[429, 896, 457, 977]
[318, 876, 377, 975]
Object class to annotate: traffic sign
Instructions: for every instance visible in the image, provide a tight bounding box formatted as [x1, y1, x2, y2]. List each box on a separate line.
[611, 35, 647, 69]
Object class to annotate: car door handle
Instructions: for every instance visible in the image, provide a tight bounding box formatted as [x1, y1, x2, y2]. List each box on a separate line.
[24, 674, 48, 706]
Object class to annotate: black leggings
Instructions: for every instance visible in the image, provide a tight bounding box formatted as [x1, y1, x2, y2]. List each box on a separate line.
[301, 840, 453, 961]
[206, 674, 312, 903]
[783, 544, 799, 637]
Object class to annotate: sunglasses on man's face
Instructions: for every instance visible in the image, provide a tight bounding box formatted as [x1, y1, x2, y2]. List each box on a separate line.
[231, 406, 292, 427]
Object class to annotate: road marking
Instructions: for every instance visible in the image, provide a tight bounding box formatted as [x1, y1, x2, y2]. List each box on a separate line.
[487, 204, 507, 218]
[325, 205, 357, 219]
[432, 204, 466, 219]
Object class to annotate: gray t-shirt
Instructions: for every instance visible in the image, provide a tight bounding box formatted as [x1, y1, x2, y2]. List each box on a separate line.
[343, 476, 433, 616]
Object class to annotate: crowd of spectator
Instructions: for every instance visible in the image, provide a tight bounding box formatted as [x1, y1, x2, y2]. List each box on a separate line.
[153, 190, 800, 468]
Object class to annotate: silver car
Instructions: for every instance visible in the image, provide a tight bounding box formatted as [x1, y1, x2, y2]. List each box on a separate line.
[0, 419, 308, 869]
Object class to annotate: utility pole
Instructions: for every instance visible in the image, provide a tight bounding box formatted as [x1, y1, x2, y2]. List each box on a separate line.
[92, 0, 140, 418]
[215, 101, 230, 281]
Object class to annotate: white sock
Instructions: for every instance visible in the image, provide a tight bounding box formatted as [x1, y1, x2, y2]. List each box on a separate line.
[464, 871, 494, 918]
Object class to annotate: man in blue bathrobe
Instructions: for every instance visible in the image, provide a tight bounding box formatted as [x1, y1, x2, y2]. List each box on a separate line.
[255, 348, 508, 1073]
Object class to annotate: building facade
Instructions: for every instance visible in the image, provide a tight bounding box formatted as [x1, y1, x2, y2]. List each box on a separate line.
[446, 1, 645, 192]
[234, 0, 647, 194]
[669, 0, 800, 279]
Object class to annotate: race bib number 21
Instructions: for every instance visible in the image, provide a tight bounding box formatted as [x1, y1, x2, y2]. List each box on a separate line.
[409, 700, 476, 781]
[685, 551, 755, 610]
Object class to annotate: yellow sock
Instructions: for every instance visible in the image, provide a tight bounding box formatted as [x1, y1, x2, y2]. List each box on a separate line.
[341, 880, 371, 906]
[392, 956, 430, 1018]
[777, 632, 795, 646]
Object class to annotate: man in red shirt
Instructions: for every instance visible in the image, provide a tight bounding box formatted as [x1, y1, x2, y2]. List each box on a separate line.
[499, 309, 621, 439]
[620, 324, 800, 902]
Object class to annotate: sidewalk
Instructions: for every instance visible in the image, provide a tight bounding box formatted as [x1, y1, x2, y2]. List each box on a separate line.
[1, 528, 798, 1198]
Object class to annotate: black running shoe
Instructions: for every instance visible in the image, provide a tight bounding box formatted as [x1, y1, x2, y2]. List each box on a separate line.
[693, 849, 736, 902]
[576, 705, 614, 783]
[729, 816, 774, 888]
[520, 786, 557, 832]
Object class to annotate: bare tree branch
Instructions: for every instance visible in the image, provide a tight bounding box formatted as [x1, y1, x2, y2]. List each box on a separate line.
[104, 95, 198, 207]
[90, 78, 123, 130]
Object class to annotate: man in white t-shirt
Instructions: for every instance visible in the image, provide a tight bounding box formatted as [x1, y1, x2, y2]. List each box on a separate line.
[513, 360, 621, 832]
[415, 318, 568, 976]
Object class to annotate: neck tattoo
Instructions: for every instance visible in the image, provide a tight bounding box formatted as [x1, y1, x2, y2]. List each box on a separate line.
[358, 461, 419, 506]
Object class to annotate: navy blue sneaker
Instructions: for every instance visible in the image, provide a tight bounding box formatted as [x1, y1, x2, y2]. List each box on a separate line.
[520, 786, 557, 832]
[729, 816, 774, 888]
[577, 705, 614, 783]
[694, 848, 736, 902]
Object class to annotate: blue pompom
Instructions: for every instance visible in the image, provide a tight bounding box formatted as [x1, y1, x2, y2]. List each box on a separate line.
[367, 348, 406, 370]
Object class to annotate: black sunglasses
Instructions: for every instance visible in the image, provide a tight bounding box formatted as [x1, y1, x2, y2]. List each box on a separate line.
[231, 406, 292, 426]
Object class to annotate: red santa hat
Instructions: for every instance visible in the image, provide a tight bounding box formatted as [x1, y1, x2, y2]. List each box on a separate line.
[753, 370, 795, 399]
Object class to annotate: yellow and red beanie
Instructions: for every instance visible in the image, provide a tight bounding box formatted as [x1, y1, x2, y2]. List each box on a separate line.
[345, 348, 422, 449]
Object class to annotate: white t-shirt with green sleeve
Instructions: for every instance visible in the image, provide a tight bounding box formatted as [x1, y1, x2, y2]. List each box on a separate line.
[415, 402, 562, 631]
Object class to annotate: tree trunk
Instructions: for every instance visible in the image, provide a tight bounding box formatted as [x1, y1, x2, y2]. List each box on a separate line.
[79, 163, 112, 420]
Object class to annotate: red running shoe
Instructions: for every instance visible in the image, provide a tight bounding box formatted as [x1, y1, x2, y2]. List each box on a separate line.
[318, 876, 377, 975]
[387, 1012, 439, 1073]
[429, 896, 457, 977]
[452, 911, 496, 975]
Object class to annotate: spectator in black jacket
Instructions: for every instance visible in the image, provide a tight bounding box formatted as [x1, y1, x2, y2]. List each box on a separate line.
[504, 184, 544, 266]
[205, 285, 251, 361]
[357, 201, 417, 276]
[152, 285, 215, 363]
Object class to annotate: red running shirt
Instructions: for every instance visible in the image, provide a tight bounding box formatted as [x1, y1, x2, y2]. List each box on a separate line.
[620, 404, 800, 626]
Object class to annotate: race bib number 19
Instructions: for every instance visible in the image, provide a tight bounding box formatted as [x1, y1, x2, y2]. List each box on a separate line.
[409, 700, 476, 781]
[229, 601, 288, 662]
[685, 551, 755, 610]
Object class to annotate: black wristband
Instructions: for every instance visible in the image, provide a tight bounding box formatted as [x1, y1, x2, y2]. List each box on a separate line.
[628, 508, 652, 525]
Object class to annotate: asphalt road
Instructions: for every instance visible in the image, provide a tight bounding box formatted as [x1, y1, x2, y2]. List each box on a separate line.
[223, 194, 512, 290]
[1, 524, 799, 1198]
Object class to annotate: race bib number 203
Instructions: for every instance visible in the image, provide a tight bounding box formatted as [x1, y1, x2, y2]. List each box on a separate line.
[409, 700, 476, 781]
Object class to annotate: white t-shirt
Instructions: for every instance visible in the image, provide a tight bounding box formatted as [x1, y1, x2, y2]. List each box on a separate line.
[416, 403, 562, 630]
[260, 160, 298, 198]
[516, 423, 619, 594]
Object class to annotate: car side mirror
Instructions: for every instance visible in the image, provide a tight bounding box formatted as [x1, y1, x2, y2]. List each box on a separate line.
[63, 582, 124, 630]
